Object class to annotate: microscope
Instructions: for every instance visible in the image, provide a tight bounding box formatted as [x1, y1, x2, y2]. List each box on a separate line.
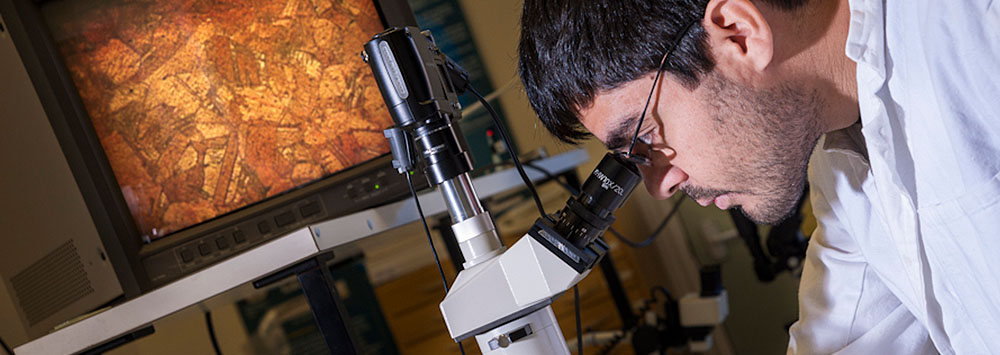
[362, 27, 725, 354]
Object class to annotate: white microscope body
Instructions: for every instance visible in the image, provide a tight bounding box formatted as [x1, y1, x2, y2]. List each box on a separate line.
[439, 217, 594, 354]
[364, 26, 727, 355]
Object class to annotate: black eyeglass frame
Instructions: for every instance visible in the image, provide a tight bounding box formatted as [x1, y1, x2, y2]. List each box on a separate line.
[625, 18, 700, 165]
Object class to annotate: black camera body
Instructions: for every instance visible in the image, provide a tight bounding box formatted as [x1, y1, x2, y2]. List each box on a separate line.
[363, 27, 473, 185]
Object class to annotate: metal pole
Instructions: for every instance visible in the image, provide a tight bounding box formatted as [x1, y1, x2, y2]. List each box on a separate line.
[439, 173, 485, 222]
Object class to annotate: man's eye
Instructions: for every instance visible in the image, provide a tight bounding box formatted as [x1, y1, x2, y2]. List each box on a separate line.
[639, 133, 653, 145]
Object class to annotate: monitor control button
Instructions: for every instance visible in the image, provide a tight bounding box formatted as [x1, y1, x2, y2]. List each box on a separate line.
[234, 231, 247, 243]
[198, 243, 211, 256]
[180, 249, 194, 263]
[215, 236, 230, 249]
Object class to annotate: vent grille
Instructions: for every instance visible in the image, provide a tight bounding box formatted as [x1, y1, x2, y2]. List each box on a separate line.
[10, 240, 94, 326]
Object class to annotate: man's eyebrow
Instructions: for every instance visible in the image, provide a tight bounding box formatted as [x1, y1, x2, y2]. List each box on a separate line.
[605, 114, 640, 151]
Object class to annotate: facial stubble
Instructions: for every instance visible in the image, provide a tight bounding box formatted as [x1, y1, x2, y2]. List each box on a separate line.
[703, 74, 823, 224]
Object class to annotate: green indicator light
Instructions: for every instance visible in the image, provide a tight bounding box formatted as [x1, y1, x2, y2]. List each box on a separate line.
[409, 171, 414, 175]
[374, 184, 380, 190]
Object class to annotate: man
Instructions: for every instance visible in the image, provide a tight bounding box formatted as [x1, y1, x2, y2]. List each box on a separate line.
[518, 0, 999, 353]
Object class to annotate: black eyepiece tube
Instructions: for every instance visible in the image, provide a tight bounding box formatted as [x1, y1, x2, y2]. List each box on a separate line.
[555, 153, 642, 248]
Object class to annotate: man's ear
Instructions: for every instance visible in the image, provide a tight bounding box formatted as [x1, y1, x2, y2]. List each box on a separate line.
[702, 0, 774, 77]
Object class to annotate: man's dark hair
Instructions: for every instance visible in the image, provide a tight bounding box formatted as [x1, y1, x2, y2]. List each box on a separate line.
[518, 0, 809, 144]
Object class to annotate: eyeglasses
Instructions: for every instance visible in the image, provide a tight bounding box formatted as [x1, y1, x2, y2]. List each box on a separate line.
[625, 19, 699, 166]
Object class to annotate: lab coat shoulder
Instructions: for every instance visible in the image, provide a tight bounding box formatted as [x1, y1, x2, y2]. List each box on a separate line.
[788, 145, 936, 355]
[793, 0, 1000, 352]
[871, 2, 1000, 351]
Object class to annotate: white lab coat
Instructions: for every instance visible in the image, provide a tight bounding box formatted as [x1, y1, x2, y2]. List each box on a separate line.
[787, 0, 1000, 354]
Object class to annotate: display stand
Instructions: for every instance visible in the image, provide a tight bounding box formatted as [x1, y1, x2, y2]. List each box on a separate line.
[252, 252, 358, 355]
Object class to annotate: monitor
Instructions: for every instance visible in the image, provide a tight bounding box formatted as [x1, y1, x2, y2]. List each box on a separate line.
[42, 0, 398, 242]
[0, 0, 422, 342]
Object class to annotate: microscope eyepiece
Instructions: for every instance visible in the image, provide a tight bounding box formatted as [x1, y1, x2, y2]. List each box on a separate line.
[555, 152, 641, 248]
[579, 152, 641, 217]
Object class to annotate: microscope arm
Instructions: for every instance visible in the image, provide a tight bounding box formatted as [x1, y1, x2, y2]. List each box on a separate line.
[440, 221, 604, 354]
[439, 150, 638, 354]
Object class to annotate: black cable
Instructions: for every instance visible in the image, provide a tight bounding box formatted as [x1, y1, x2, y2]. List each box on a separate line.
[469, 87, 553, 223]
[523, 162, 581, 195]
[406, 171, 451, 293]
[1, 335, 12, 355]
[596, 331, 627, 355]
[205, 311, 222, 355]
[596, 285, 680, 355]
[574, 285, 583, 355]
[403, 163, 466, 355]
[608, 198, 684, 248]
[652, 286, 675, 303]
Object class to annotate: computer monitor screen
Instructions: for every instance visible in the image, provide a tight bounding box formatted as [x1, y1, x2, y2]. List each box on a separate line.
[41, 0, 394, 241]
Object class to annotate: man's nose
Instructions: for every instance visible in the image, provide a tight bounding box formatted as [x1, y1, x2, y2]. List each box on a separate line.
[640, 164, 687, 200]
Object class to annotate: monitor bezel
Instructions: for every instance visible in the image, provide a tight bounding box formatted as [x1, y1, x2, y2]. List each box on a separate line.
[0, 0, 418, 296]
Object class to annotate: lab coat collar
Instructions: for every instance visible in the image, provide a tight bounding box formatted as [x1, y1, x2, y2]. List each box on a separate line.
[846, 0, 915, 200]
[822, 122, 869, 164]
[846, 0, 888, 142]
[846, 0, 887, 92]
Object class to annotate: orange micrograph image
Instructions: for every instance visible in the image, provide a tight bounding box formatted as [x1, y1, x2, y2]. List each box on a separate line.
[45, 0, 393, 240]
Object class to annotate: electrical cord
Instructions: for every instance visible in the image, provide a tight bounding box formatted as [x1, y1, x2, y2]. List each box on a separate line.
[574, 285, 583, 355]
[609, 198, 684, 248]
[403, 162, 466, 355]
[652, 286, 674, 303]
[522, 161, 581, 195]
[469, 87, 552, 223]
[1, 335, 12, 355]
[595, 331, 626, 355]
[595, 286, 680, 355]
[406, 171, 451, 294]
[205, 311, 222, 355]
